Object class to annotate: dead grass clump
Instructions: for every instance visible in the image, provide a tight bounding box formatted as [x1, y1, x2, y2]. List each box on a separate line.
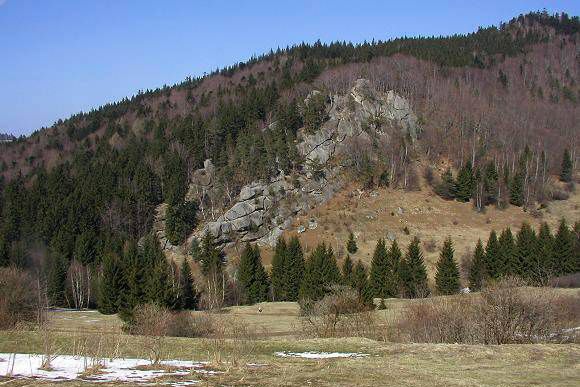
[396, 278, 580, 344]
[128, 304, 170, 364]
[201, 314, 258, 367]
[300, 286, 381, 339]
[423, 239, 437, 253]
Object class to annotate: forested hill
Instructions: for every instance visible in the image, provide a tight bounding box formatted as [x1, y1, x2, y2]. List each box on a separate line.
[0, 11, 578, 275]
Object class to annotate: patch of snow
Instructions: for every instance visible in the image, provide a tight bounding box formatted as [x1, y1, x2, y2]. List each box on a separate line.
[274, 351, 369, 359]
[0, 353, 207, 383]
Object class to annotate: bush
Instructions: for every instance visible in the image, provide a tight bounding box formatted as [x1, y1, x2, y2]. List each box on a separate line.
[300, 286, 379, 339]
[396, 278, 580, 344]
[0, 268, 41, 329]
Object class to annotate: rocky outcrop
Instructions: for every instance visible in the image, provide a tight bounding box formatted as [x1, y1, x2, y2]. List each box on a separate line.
[179, 79, 419, 248]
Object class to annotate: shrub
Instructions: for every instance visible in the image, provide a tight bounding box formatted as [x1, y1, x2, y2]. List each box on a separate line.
[0, 268, 41, 329]
[300, 286, 379, 339]
[396, 278, 580, 344]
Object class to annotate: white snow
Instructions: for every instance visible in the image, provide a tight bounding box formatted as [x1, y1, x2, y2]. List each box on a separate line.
[0, 353, 206, 383]
[274, 351, 369, 359]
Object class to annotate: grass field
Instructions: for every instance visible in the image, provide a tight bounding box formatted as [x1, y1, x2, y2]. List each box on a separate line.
[1, 290, 579, 386]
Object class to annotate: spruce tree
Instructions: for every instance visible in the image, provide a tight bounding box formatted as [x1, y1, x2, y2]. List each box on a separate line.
[342, 254, 354, 286]
[560, 149, 573, 182]
[47, 254, 68, 307]
[483, 161, 499, 205]
[369, 239, 390, 298]
[484, 230, 501, 279]
[387, 240, 402, 297]
[118, 240, 143, 319]
[299, 243, 340, 301]
[143, 236, 175, 307]
[346, 231, 358, 254]
[270, 238, 288, 301]
[436, 168, 456, 200]
[514, 222, 538, 279]
[179, 258, 197, 309]
[499, 228, 516, 277]
[401, 237, 429, 298]
[285, 236, 305, 301]
[553, 219, 575, 275]
[98, 253, 123, 314]
[455, 161, 474, 202]
[238, 243, 270, 304]
[469, 239, 486, 291]
[352, 260, 373, 306]
[509, 172, 524, 207]
[536, 222, 554, 281]
[435, 237, 460, 295]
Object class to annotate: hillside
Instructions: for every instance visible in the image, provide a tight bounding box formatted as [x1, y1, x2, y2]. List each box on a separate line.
[0, 11, 578, 307]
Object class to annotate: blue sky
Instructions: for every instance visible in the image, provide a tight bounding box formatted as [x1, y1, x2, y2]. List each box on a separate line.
[1, 0, 578, 136]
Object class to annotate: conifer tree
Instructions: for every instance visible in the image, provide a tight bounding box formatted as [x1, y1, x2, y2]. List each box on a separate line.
[299, 243, 340, 301]
[401, 237, 429, 298]
[387, 240, 402, 297]
[509, 172, 524, 207]
[498, 228, 516, 276]
[238, 243, 269, 304]
[560, 149, 573, 182]
[118, 240, 143, 319]
[435, 237, 460, 295]
[369, 239, 390, 298]
[553, 219, 575, 275]
[484, 230, 501, 279]
[98, 253, 123, 314]
[352, 260, 373, 306]
[455, 161, 474, 202]
[469, 239, 486, 291]
[342, 254, 354, 286]
[436, 168, 456, 199]
[270, 238, 288, 301]
[536, 222, 554, 281]
[179, 258, 197, 309]
[285, 236, 305, 301]
[515, 223, 538, 279]
[47, 253, 68, 307]
[346, 231, 358, 254]
[483, 161, 499, 205]
[143, 236, 175, 307]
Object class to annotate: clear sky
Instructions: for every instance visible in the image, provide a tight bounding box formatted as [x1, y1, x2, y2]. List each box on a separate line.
[1, 0, 578, 136]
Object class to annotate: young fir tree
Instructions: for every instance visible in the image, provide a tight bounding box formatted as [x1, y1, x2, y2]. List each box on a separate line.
[387, 240, 402, 297]
[118, 240, 143, 320]
[369, 238, 390, 298]
[498, 228, 516, 277]
[98, 253, 124, 314]
[553, 219, 575, 275]
[238, 243, 269, 304]
[514, 222, 538, 279]
[435, 237, 460, 295]
[484, 230, 501, 280]
[346, 231, 358, 254]
[455, 161, 474, 202]
[509, 172, 524, 207]
[536, 222, 554, 281]
[179, 258, 197, 310]
[401, 237, 429, 298]
[143, 236, 175, 308]
[352, 260, 373, 306]
[483, 161, 499, 205]
[285, 236, 305, 301]
[299, 243, 340, 301]
[469, 239, 486, 291]
[270, 238, 288, 301]
[560, 149, 573, 182]
[47, 253, 68, 307]
[436, 168, 456, 200]
[342, 254, 354, 286]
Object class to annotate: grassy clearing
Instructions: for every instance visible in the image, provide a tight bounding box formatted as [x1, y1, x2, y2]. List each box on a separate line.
[2, 291, 579, 386]
[1, 330, 579, 386]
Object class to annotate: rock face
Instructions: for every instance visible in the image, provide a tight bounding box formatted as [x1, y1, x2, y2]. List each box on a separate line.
[179, 79, 419, 248]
